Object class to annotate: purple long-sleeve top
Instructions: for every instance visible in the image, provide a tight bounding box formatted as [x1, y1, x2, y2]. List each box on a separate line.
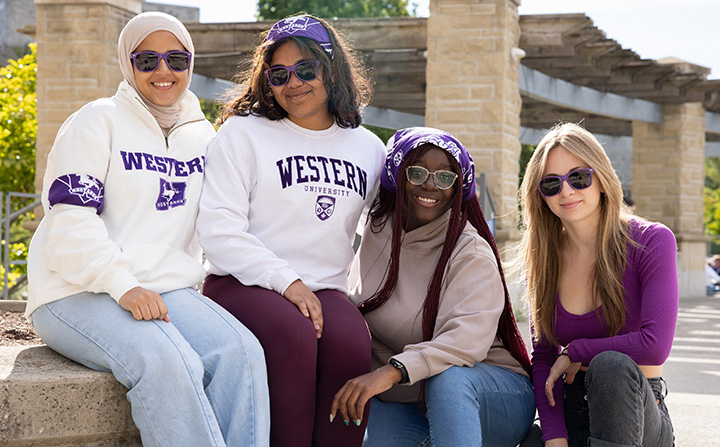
[531, 219, 679, 443]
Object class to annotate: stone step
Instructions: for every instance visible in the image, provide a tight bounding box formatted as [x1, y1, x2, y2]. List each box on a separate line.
[0, 345, 141, 446]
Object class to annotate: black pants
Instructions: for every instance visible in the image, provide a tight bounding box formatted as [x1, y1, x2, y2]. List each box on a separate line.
[564, 351, 674, 447]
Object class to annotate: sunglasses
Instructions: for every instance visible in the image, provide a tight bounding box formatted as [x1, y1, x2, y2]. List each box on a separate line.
[130, 51, 192, 72]
[264, 60, 321, 87]
[406, 166, 458, 190]
[538, 168, 594, 197]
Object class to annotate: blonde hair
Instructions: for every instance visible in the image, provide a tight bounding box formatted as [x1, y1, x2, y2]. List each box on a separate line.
[517, 122, 634, 345]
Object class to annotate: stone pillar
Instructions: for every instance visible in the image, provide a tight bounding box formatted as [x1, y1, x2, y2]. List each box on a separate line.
[33, 0, 141, 217]
[425, 0, 522, 250]
[632, 103, 707, 298]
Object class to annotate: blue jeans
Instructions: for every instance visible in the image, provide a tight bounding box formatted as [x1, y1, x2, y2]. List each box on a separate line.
[31, 288, 270, 447]
[363, 362, 535, 447]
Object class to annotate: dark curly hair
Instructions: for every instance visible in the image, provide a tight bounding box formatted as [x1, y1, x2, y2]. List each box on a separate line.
[218, 14, 372, 129]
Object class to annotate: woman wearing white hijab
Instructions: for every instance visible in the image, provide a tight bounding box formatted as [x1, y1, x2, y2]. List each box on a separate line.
[25, 12, 270, 447]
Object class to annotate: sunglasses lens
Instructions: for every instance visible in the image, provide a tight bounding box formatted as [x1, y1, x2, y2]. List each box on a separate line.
[134, 53, 159, 72]
[539, 177, 562, 196]
[539, 169, 593, 196]
[568, 169, 592, 189]
[166, 52, 190, 71]
[407, 167, 429, 185]
[295, 61, 318, 81]
[132, 52, 190, 72]
[435, 171, 457, 189]
[267, 68, 289, 86]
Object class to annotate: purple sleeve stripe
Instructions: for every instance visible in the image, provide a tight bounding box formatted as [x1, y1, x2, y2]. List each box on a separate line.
[48, 174, 105, 215]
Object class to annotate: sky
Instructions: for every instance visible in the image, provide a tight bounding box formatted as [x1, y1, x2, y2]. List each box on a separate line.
[150, 0, 720, 79]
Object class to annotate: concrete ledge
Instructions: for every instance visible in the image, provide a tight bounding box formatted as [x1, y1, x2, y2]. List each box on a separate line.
[1, 345, 140, 446]
[0, 300, 27, 313]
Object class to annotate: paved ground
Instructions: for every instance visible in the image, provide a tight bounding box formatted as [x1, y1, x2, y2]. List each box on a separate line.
[517, 293, 720, 446]
[663, 293, 720, 446]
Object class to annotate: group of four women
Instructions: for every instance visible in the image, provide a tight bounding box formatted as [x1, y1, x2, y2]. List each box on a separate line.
[25, 11, 678, 447]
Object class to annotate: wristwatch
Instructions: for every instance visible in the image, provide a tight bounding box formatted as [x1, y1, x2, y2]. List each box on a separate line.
[389, 358, 409, 384]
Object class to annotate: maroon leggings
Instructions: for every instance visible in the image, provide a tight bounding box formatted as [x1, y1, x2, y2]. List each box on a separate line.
[203, 275, 372, 447]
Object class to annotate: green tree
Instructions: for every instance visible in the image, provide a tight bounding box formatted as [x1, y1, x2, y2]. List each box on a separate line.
[257, 0, 415, 20]
[198, 98, 222, 127]
[0, 43, 37, 298]
[518, 144, 535, 188]
[704, 157, 720, 253]
[0, 43, 36, 196]
[363, 124, 395, 144]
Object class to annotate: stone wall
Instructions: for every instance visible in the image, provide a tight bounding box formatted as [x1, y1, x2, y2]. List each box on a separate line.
[425, 0, 523, 249]
[33, 0, 141, 218]
[632, 102, 707, 297]
[143, 1, 198, 22]
[0, 0, 36, 62]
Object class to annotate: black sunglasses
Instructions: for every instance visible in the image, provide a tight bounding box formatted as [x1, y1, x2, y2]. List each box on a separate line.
[130, 51, 192, 73]
[264, 60, 321, 87]
[538, 168, 594, 197]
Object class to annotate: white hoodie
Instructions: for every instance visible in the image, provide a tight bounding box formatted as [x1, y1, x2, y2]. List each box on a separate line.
[197, 114, 386, 295]
[26, 81, 215, 317]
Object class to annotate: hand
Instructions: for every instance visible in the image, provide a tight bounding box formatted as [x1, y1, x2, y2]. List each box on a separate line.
[119, 286, 170, 322]
[283, 280, 323, 338]
[545, 438, 569, 447]
[330, 365, 402, 426]
[545, 351, 582, 407]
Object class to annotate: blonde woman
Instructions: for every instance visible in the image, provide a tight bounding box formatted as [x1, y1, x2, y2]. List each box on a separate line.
[516, 123, 677, 447]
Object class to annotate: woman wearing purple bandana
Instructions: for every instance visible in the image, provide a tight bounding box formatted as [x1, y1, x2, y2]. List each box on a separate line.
[330, 127, 536, 446]
[197, 14, 386, 447]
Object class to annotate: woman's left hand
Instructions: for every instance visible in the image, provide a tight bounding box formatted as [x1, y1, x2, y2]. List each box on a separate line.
[545, 351, 582, 407]
[330, 365, 402, 426]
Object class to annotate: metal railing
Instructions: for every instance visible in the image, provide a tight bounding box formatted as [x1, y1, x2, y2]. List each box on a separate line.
[476, 173, 497, 235]
[2, 191, 41, 300]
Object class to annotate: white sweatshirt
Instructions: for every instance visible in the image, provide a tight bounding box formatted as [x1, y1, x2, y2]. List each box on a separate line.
[25, 81, 216, 317]
[197, 115, 386, 295]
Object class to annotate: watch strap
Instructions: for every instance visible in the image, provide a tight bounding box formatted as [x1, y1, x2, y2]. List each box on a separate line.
[389, 358, 409, 384]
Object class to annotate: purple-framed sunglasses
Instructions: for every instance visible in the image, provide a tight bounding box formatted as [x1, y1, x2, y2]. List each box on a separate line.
[538, 168, 594, 197]
[130, 50, 192, 72]
[264, 60, 321, 87]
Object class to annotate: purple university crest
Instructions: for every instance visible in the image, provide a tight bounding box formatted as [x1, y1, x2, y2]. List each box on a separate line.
[48, 173, 105, 214]
[156, 178, 187, 211]
[315, 195, 335, 221]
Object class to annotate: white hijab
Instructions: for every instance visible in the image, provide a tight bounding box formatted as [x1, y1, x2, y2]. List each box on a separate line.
[117, 12, 195, 131]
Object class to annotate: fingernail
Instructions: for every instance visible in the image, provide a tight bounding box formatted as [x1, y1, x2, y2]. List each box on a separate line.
[329, 414, 334, 423]
[354, 419, 361, 426]
[344, 419, 349, 426]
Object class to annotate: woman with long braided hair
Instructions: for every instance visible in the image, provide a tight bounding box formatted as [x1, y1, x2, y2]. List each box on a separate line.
[331, 127, 535, 446]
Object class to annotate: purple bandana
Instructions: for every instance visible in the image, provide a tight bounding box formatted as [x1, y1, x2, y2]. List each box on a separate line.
[381, 127, 477, 202]
[267, 16, 333, 58]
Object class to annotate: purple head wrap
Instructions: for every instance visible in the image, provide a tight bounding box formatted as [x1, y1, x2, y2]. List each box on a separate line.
[266, 16, 333, 58]
[381, 127, 477, 202]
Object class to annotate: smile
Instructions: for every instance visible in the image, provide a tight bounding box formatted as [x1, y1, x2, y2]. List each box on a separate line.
[153, 82, 173, 88]
[560, 200, 581, 209]
[416, 196, 439, 205]
[286, 91, 309, 100]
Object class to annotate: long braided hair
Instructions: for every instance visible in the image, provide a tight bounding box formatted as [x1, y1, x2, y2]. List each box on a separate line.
[359, 132, 531, 376]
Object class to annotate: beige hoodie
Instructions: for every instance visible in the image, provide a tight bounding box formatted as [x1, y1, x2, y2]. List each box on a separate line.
[348, 212, 528, 403]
